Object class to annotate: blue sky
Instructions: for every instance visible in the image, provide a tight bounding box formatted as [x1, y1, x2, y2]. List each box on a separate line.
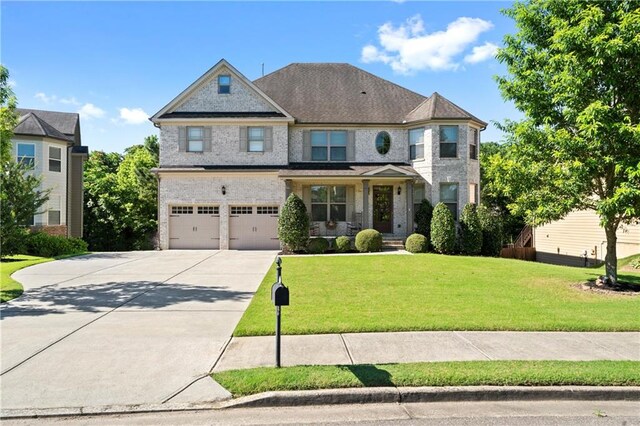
[2, 1, 520, 153]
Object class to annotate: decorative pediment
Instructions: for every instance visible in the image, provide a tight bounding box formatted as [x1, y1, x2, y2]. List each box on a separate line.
[361, 164, 418, 177]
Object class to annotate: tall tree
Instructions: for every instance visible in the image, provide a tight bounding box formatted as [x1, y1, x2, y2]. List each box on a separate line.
[495, 0, 640, 285]
[0, 65, 18, 162]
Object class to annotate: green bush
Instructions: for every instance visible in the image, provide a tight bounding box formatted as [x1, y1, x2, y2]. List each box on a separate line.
[307, 237, 330, 254]
[459, 204, 483, 255]
[478, 205, 504, 257]
[414, 199, 433, 243]
[334, 236, 352, 253]
[430, 203, 456, 254]
[405, 233, 428, 253]
[355, 229, 383, 253]
[25, 232, 88, 258]
[278, 194, 310, 252]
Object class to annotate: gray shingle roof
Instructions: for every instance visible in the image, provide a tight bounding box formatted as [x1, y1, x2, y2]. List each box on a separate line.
[14, 112, 74, 142]
[15, 108, 79, 137]
[254, 63, 427, 124]
[405, 92, 487, 125]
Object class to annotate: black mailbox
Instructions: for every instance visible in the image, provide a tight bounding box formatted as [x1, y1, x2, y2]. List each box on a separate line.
[271, 282, 289, 306]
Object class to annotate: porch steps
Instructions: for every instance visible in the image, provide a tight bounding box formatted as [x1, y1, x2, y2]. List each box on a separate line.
[382, 238, 405, 250]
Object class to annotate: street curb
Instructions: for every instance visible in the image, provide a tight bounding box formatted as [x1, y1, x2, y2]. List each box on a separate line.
[220, 386, 640, 408]
[2, 386, 639, 419]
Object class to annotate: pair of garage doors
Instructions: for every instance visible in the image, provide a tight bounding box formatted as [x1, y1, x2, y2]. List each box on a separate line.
[168, 205, 279, 250]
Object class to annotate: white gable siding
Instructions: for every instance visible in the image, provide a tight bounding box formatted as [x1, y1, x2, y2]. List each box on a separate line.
[534, 210, 640, 266]
[175, 67, 277, 113]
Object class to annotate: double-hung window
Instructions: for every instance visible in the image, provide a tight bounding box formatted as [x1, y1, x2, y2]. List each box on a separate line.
[17, 143, 35, 167]
[311, 131, 347, 161]
[248, 127, 264, 152]
[440, 183, 458, 220]
[49, 146, 62, 172]
[470, 128, 478, 160]
[409, 128, 424, 160]
[439, 126, 458, 158]
[218, 75, 231, 94]
[48, 194, 61, 225]
[311, 185, 347, 222]
[187, 127, 204, 152]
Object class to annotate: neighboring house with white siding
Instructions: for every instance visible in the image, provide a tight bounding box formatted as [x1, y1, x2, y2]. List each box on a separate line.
[151, 59, 486, 250]
[12, 108, 88, 238]
[533, 210, 640, 267]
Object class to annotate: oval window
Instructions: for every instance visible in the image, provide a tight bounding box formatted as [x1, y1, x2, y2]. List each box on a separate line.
[375, 131, 391, 155]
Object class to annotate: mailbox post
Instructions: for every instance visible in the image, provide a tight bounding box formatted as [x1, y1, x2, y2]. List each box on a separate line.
[270, 257, 289, 368]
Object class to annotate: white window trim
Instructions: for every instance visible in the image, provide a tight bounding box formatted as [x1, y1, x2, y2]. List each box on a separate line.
[311, 185, 348, 222]
[439, 125, 459, 159]
[17, 142, 36, 166]
[248, 127, 265, 152]
[49, 146, 62, 172]
[409, 127, 424, 160]
[439, 182, 459, 220]
[218, 75, 231, 94]
[470, 128, 479, 160]
[187, 126, 204, 152]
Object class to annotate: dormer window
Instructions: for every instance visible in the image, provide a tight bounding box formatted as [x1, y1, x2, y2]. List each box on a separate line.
[218, 75, 231, 94]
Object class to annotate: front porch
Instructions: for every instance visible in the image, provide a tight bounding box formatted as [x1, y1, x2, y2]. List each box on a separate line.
[280, 164, 420, 239]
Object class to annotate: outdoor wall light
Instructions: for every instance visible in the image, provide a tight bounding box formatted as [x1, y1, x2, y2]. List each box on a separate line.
[222, 186, 226, 195]
[397, 186, 402, 195]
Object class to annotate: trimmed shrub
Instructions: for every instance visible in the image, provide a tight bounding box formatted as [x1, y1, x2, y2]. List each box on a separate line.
[414, 199, 433, 242]
[334, 236, 352, 253]
[278, 193, 310, 252]
[430, 203, 456, 254]
[459, 204, 483, 255]
[307, 237, 329, 254]
[478, 205, 504, 256]
[405, 233, 428, 253]
[25, 232, 88, 258]
[355, 229, 383, 253]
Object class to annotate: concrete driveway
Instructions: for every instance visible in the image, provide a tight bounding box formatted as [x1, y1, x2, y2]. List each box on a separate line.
[0, 250, 277, 411]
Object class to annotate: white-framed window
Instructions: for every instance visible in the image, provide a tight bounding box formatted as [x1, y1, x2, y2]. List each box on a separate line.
[197, 206, 219, 215]
[49, 146, 62, 172]
[413, 184, 425, 220]
[311, 185, 347, 221]
[409, 128, 424, 160]
[470, 128, 478, 160]
[311, 131, 347, 161]
[257, 206, 279, 215]
[17, 143, 35, 167]
[171, 206, 193, 214]
[469, 183, 479, 205]
[48, 194, 61, 225]
[248, 127, 264, 152]
[187, 127, 204, 152]
[218, 75, 231, 94]
[439, 183, 458, 220]
[440, 125, 458, 158]
[231, 206, 253, 215]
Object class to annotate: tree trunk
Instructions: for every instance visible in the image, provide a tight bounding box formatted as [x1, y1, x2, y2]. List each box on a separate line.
[604, 223, 618, 287]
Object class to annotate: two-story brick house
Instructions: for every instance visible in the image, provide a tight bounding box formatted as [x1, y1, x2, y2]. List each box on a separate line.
[151, 59, 485, 250]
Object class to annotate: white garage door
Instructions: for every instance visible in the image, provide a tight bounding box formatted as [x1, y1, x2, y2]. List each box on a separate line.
[229, 206, 280, 250]
[169, 205, 220, 249]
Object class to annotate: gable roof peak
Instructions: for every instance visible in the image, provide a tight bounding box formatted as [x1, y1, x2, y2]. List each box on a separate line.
[14, 111, 74, 142]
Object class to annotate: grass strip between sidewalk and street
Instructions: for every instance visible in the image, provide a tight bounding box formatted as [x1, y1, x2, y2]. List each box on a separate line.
[213, 360, 640, 397]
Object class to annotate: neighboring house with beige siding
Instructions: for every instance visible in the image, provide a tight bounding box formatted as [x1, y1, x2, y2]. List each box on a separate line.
[533, 210, 640, 267]
[12, 108, 88, 238]
[151, 59, 486, 250]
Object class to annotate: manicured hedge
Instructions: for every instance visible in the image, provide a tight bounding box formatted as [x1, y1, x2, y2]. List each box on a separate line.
[307, 237, 329, 254]
[355, 229, 383, 253]
[278, 194, 310, 252]
[405, 233, 428, 253]
[25, 232, 88, 258]
[460, 204, 482, 255]
[334, 236, 352, 253]
[430, 203, 456, 254]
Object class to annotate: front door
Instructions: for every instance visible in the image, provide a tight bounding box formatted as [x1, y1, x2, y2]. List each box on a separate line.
[373, 186, 393, 234]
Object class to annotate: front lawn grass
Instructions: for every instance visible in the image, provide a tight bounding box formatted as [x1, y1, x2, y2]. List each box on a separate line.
[1, 255, 55, 302]
[213, 360, 640, 397]
[234, 254, 640, 336]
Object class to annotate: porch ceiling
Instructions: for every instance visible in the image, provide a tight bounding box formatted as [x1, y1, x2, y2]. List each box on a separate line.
[279, 162, 418, 179]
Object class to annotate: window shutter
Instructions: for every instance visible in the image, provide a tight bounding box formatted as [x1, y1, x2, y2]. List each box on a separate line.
[302, 130, 311, 161]
[203, 127, 212, 152]
[239, 127, 248, 152]
[346, 185, 355, 222]
[302, 185, 311, 214]
[347, 130, 356, 161]
[264, 127, 273, 152]
[178, 127, 187, 152]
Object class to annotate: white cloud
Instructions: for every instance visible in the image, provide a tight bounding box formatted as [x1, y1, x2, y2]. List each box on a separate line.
[117, 107, 149, 125]
[464, 42, 499, 64]
[60, 96, 80, 106]
[35, 92, 56, 103]
[78, 103, 105, 120]
[361, 15, 495, 73]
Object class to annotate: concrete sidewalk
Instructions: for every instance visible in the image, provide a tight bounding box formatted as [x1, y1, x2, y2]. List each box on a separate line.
[214, 331, 640, 371]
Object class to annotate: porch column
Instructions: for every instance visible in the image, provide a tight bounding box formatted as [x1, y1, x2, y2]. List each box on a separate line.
[362, 180, 370, 229]
[285, 179, 292, 199]
[406, 180, 414, 235]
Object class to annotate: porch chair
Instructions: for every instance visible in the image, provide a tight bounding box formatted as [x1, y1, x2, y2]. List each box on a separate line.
[347, 212, 363, 236]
